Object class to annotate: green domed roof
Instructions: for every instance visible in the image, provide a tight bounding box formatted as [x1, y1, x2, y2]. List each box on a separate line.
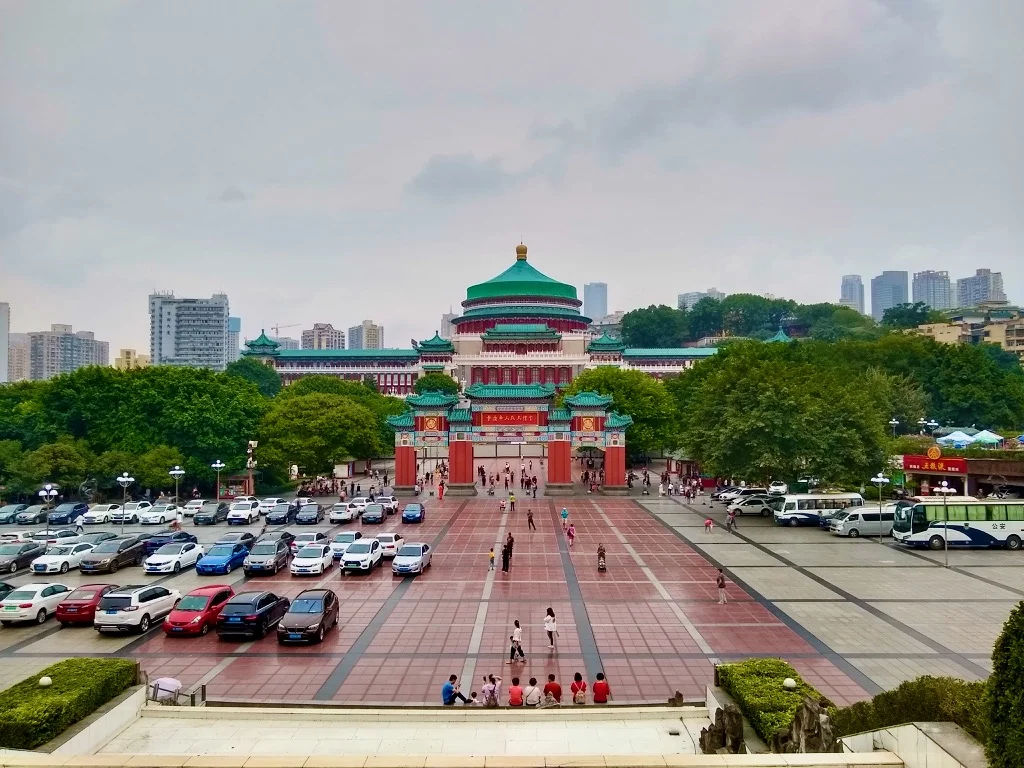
[465, 244, 578, 303]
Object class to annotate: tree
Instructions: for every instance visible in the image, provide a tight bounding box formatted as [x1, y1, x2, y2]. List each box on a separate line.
[226, 357, 282, 397]
[19, 439, 94, 495]
[882, 302, 934, 328]
[259, 394, 382, 476]
[362, 375, 379, 392]
[135, 445, 186, 491]
[719, 294, 796, 337]
[413, 373, 460, 396]
[686, 297, 724, 340]
[560, 368, 677, 456]
[986, 601, 1024, 768]
[620, 305, 689, 348]
[0, 440, 25, 498]
[277, 375, 377, 401]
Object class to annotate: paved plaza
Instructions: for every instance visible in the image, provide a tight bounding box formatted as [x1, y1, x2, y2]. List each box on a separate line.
[0, 476, 1020, 705]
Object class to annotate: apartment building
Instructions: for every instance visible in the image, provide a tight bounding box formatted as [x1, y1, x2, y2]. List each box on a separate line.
[302, 323, 345, 350]
[114, 349, 151, 370]
[7, 333, 29, 382]
[29, 324, 110, 380]
[348, 320, 384, 350]
[149, 292, 230, 371]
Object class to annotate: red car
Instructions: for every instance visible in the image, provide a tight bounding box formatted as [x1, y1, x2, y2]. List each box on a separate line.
[55, 584, 120, 626]
[163, 584, 234, 636]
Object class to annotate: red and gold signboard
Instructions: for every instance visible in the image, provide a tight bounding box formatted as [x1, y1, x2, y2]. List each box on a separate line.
[480, 411, 541, 427]
[903, 454, 968, 474]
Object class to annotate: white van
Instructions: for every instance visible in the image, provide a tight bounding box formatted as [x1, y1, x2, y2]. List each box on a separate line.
[829, 506, 896, 538]
[773, 493, 865, 527]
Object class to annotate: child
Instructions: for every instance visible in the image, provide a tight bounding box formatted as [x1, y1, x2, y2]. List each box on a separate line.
[489, 548, 496, 570]
[704, 518, 714, 533]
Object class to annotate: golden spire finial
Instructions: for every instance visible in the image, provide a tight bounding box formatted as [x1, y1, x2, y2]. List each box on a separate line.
[516, 242, 527, 260]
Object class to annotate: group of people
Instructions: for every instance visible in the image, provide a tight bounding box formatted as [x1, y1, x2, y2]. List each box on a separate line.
[482, 462, 540, 498]
[443, 671, 611, 707]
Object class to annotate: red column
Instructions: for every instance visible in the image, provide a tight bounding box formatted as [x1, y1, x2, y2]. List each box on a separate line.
[604, 445, 627, 490]
[448, 441, 474, 485]
[395, 445, 417, 491]
[547, 441, 572, 485]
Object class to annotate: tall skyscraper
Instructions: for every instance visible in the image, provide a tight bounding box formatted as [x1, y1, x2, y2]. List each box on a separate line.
[227, 317, 242, 363]
[839, 275, 865, 314]
[677, 288, 726, 310]
[348, 320, 384, 350]
[149, 292, 230, 371]
[0, 302, 9, 384]
[956, 269, 1007, 308]
[583, 283, 608, 321]
[912, 271, 953, 311]
[114, 349, 151, 370]
[302, 323, 345, 350]
[870, 271, 909, 321]
[29, 324, 109, 380]
[7, 333, 29, 382]
[269, 336, 301, 350]
[439, 311, 457, 340]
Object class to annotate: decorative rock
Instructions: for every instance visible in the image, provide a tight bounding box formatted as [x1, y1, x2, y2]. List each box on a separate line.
[700, 704, 746, 755]
[38, 676, 52, 687]
[783, 677, 797, 690]
[770, 695, 837, 754]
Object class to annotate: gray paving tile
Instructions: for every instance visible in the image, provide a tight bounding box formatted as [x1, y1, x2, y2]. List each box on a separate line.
[729, 567, 844, 600]
[867, 600, 1020, 654]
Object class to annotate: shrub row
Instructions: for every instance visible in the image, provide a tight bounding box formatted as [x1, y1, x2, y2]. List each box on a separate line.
[716, 658, 826, 743]
[0, 658, 138, 749]
[828, 675, 987, 744]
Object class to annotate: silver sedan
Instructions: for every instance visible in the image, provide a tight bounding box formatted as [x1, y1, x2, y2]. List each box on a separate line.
[391, 543, 431, 576]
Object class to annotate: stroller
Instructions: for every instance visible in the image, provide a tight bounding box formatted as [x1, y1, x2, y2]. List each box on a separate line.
[499, 499, 507, 512]
[597, 545, 607, 572]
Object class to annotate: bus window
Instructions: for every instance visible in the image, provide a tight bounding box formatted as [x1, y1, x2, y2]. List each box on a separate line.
[988, 505, 1006, 521]
[912, 506, 928, 533]
[786, 502, 796, 511]
[851, 498, 864, 507]
[945, 505, 968, 521]
[967, 506, 987, 522]
[799, 500, 814, 511]
[1007, 506, 1024, 522]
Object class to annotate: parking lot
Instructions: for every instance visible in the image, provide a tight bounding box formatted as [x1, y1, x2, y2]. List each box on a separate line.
[0, 492, 1019, 705]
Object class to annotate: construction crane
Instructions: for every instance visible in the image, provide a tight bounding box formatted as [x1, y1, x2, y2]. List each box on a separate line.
[271, 323, 301, 337]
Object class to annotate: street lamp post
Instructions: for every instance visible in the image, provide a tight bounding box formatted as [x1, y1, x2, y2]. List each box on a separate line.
[116, 473, 134, 536]
[935, 479, 956, 569]
[211, 460, 226, 502]
[169, 466, 185, 506]
[871, 473, 889, 546]
[888, 418, 899, 438]
[918, 418, 939, 436]
[38, 483, 58, 508]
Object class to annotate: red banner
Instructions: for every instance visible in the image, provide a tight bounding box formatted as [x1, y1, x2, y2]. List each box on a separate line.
[903, 455, 968, 474]
[480, 411, 540, 427]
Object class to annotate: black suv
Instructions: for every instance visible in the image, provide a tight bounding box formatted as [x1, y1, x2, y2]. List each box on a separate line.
[79, 536, 145, 574]
[216, 591, 290, 639]
[47, 502, 89, 526]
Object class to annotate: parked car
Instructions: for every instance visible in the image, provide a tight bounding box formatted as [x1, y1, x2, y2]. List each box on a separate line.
[16, 505, 49, 525]
[290, 544, 333, 576]
[329, 503, 358, 524]
[829, 508, 896, 538]
[342, 539, 382, 573]
[276, 588, 339, 644]
[727, 496, 780, 517]
[193, 502, 230, 525]
[330, 531, 363, 560]
[232, 496, 260, 505]
[710, 487, 740, 501]
[243, 539, 291, 576]
[361, 504, 386, 524]
[83, 504, 120, 524]
[30, 528, 81, 545]
[227, 501, 260, 525]
[347, 497, 370, 514]
[139, 504, 181, 525]
[162, 584, 234, 636]
[392, 543, 431, 576]
[31, 542, 95, 574]
[55, 583, 119, 626]
[0, 583, 71, 625]
[294, 497, 315, 507]
[78, 531, 118, 547]
[0, 531, 34, 543]
[111, 501, 152, 524]
[768, 481, 789, 495]
[183, 499, 206, 517]
[289, 531, 327, 555]
[78, 537, 145, 574]
[295, 504, 324, 525]
[94, 585, 181, 634]
[0, 504, 28, 524]
[258, 530, 295, 548]
[0, 582, 15, 601]
[374, 532, 404, 558]
[143, 530, 198, 556]
[0, 541, 47, 573]
[401, 504, 425, 523]
[265, 503, 297, 524]
[145, 542, 204, 574]
[216, 591, 290, 639]
[215, 532, 256, 548]
[718, 487, 769, 503]
[376, 496, 398, 515]
[196, 543, 248, 575]
[47, 502, 89, 526]
[259, 498, 288, 515]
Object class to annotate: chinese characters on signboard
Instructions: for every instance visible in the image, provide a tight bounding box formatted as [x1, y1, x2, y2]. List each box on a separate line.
[480, 412, 541, 427]
[902, 455, 968, 474]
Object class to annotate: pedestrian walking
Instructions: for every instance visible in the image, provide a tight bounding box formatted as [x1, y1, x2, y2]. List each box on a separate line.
[716, 568, 728, 604]
[527, 509, 536, 532]
[509, 493, 516, 512]
[507, 532, 515, 559]
[501, 543, 510, 573]
[74, 514, 85, 533]
[566, 523, 576, 547]
[704, 518, 714, 533]
[561, 507, 569, 530]
[507, 620, 526, 663]
[489, 547, 495, 571]
[544, 607, 557, 648]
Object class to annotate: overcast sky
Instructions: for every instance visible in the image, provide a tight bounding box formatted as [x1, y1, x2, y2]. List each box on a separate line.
[1, 0, 1022, 353]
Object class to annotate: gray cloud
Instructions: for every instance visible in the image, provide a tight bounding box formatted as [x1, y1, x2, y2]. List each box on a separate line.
[220, 186, 246, 203]
[406, 154, 519, 203]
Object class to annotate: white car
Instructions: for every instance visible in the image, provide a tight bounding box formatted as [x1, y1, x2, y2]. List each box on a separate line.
[290, 544, 333, 576]
[329, 503, 359, 523]
[768, 481, 788, 495]
[112, 502, 152, 523]
[30, 529, 81, 546]
[144, 542, 204, 574]
[183, 499, 205, 517]
[1, 582, 71, 624]
[232, 496, 260, 504]
[0, 531, 34, 543]
[139, 504, 180, 525]
[718, 487, 768, 503]
[348, 497, 370, 513]
[84, 504, 120, 524]
[392, 543, 431, 576]
[289, 531, 328, 555]
[259, 498, 287, 514]
[342, 539, 382, 573]
[31, 543, 95, 574]
[294, 496, 315, 506]
[330, 531, 363, 560]
[94, 585, 182, 634]
[376, 496, 398, 514]
[374, 533, 404, 559]
[227, 501, 260, 525]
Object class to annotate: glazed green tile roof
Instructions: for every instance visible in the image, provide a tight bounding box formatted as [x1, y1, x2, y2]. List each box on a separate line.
[421, 363, 447, 371]
[466, 252, 578, 302]
[605, 411, 633, 429]
[244, 331, 280, 354]
[455, 305, 591, 323]
[622, 347, 719, 358]
[563, 390, 613, 408]
[386, 411, 414, 429]
[416, 332, 455, 352]
[448, 408, 472, 423]
[587, 332, 626, 352]
[274, 348, 419, 359]
[405, 391, 460, 408]
[464, 383, 556, 400]
[548, 408, 571, 421]
[481, 323, 561, 339]
[766, 328, 792, 343]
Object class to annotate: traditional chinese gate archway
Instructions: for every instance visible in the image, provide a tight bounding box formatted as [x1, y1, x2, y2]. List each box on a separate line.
[387, 385, 632, 496]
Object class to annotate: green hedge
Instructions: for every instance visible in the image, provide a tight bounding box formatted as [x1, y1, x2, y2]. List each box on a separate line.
[717, 659, 826, 743]
[0, 658, 138, 749]
[829, 675, 987, 744]
[986, 601, 1024, 768]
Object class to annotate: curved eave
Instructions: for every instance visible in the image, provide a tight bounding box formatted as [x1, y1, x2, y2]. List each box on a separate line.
[452, 306, 591, 323]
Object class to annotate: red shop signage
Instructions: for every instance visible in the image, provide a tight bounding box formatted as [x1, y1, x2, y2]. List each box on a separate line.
[480, 412, 540, 427]
[903, 455, 968, 474]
